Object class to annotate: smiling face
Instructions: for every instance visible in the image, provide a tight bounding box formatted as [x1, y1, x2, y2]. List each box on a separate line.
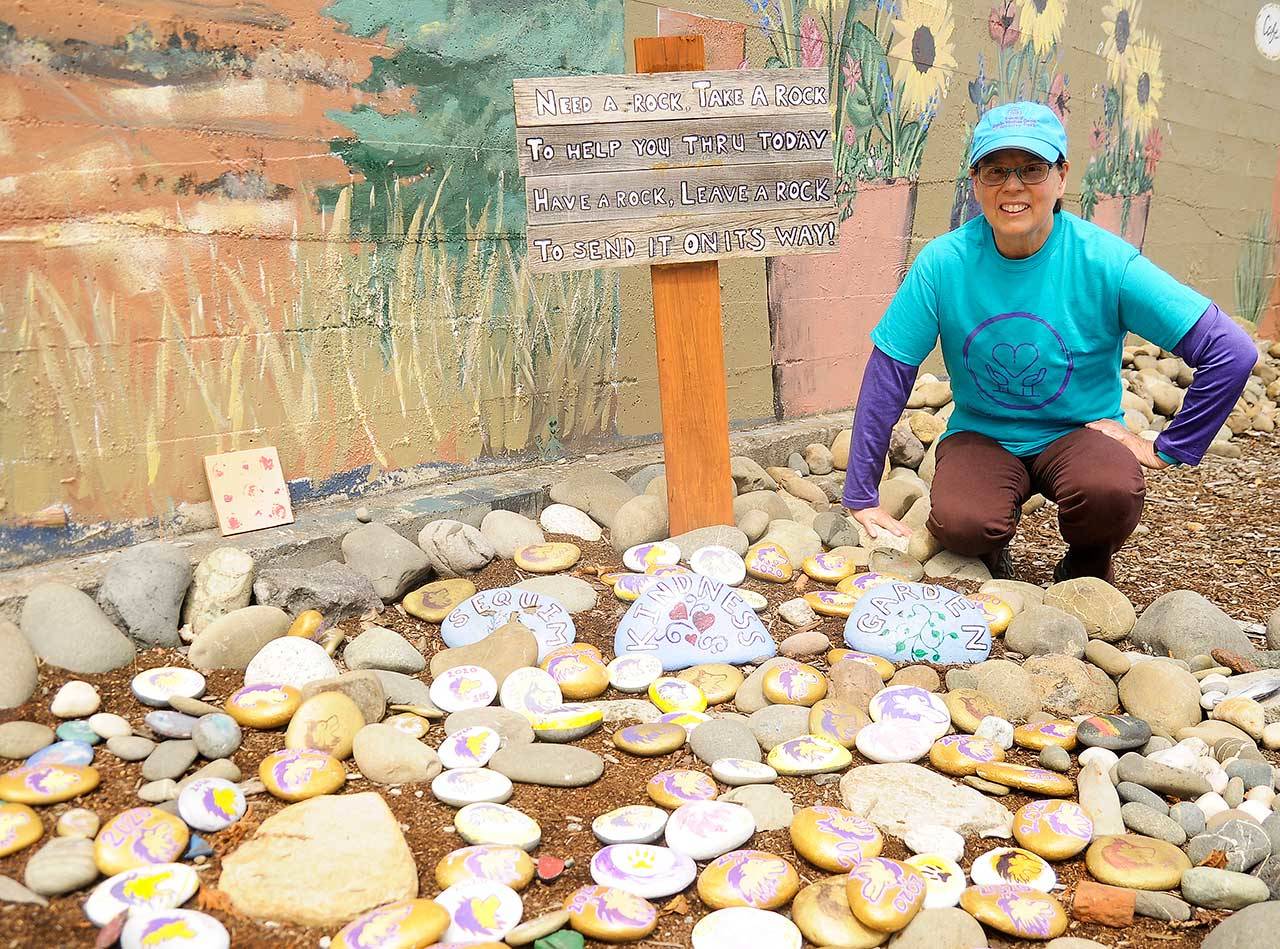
[970, 148, 1069, 259]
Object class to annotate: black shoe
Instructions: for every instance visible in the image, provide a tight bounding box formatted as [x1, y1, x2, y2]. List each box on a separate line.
[984, 544, 1015, 580]
[1052, 557, 1069, 584]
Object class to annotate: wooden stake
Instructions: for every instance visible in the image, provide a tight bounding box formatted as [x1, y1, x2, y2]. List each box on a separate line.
[1071, 880, 1136, 927]
[634, 35, 735, 536]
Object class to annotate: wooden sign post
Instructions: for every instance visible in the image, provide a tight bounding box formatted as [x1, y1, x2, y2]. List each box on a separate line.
[513, 41, 836, 534]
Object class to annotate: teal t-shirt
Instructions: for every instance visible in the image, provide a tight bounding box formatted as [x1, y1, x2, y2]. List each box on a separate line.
[870, 210, 1210, 457]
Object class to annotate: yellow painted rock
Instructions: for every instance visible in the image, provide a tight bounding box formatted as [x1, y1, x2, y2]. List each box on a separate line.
[970, 847, 1056, 891]
[836, 572, 894, 599]
[285, 691, 365, 759]
[613, 573, 655, 602]
[546, 642, 604, 661]
[697, 850, 800, 910]
[648, 677, 707, 713]
[542, 651, 609, 700]
[745, 543, 793, 582]
[384, 712, 430, 739]
[623, 541, 680, 572]
[676, 664, 743, 705]
[645, 563, 693, 578]
[965, 592, 1015, 635]
[802, 551, 858, 583]
[286, 609, 324, 639]
[657, 711, 711, 733]
[975, 763, 1074, 797]
[403, 578, 476, 623]
[828, 649, 894, 681]
[646, 769, 717, 809]
[94, 807, 189, 876]
[1084, 834, 1191, 890]
[1013, 720, 1078, 751]
[767, 736, 851, 775]
[762, 663, 828, 706]
[845, 857, 926, 933]
[928, 734, 1005, 777]
[960, 884, 1067, 939]
[1013, 800, 1094, 860]
[225, 683, 302, 729]
[434, 844, 535, 891]
[0, 803, 43, 857]
[0, 764, 99, 805]
[808, 700, 870, 748]
[791, 876, 889, 948]
[804, 590, 858, 618]
[259, 749, 346, 801]
[598, 571, 626, 587]
[514, 542, 581, 573]
[563, 884, 657, 942]
[613, 723, 687, 757]
[790, 806, 883, 872]
[942, 688, 1005, 733]
[530, 705, 603, 743]
[332, 899, 450, 949]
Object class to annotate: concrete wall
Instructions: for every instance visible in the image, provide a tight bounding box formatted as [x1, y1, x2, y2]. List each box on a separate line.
[2, 0, 1278, 567]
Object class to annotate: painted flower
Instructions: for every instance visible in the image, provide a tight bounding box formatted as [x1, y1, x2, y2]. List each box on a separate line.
[1048, 72, 1070, 118]
[1100, 0, 1141, 82]
[988, 1, 1021, 49]
[1142, 125, 1164, 177]
[1088, 120, 1110, 151]
[800, 13, 826, 68]
[1122, 30, 1164, 140]
[889, 0, 958, 117]
[1016, 0, 1066, 56]
[842, 52, 862, 89]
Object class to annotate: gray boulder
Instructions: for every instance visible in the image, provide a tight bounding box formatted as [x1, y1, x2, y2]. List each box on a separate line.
[252, 560, 381, 620]
[1005, 605, 1088, 658]
[548, 466, 635, 529]
[188, 605, 290, 671]
[20, 583, 135, 674]
[1131, 590, 1255, 659]
[759, 520, 822, 567]
[341, 523, 429, 602]
[625, 463, 665, 494]
[610, 495, 668, 553]
[95, 543, 191, 647]
[1201, 900, 1280, 949]
[182, 547, 255, 637]
[343, 627, 425, 674]
[416, 520, 495, 578]
[667, 525, 749, 560]
[732, 491, 791, 525]
[0, 621, 38, 709]
[730, 457, 777, 493]
[479, 510, 544, 558]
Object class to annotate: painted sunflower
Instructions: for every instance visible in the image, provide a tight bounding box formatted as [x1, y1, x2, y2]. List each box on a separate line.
[1123, 30, 1163, 141]
[1100, 0, 1142, 82]
[889, 0, 958, 117]
[1016, 0, 1066, 56]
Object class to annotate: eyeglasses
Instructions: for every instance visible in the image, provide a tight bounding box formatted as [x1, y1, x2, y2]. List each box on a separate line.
[975, 161, 1054, 187]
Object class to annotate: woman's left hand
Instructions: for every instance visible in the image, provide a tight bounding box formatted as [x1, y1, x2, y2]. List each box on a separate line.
[1085, 419, 1170, 470]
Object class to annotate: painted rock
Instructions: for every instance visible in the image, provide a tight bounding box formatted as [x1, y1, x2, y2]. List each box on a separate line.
[435, 880, 523, 943]
[258, 749, 346, 801]
[0, 802, 42, 857]
[563, 885, 657, 942]
[1013, 720, 1078, 751]
[905, 853, 966, 909]
[1084, 834, 1191, 890]
[844, 580, 991, 665]
[744, 543, 793, 582]
[974, 763, 1074, 797]
[439, 726, 502, 770]
[121, 909, 230, 949]
[965, 592, 1015, 635]
[455, 802, 541, 851]
[762, 663, 828, 706]
[84, 863, 200, 927]
[548, 642, 603, 660]
[869, 686, 950, 738]
[943, 688, 1005, 733]
[95, 807, 189, 876]
[590, 843, 696, 899]
[614, 574, 776, 672]
[542, 651, 609, 700]
[56, 807, 100, 839]
[592, 805, 669, 846]
[130, 667, 207, 708]
[623, 541, 681, 572]
[835, 572, 895, 598]
[689, 545, 747, 587]
[959, 884, 1068, 940]
[143, 711, 196, 739]
[431, 768, 513, 808]
[791, 876, 887, 948]
[676, 664, 744, 705]
[928, 734, 1005, 777]
[384, 712, 430, 739]
[613, 723, 687, 757]
[802, 551, 858, 583]
[55, 720, 102, 745]
[225, 683, 301, 729]
[176, 778, 245, 833]
[805, 591, 858, 619]
[845, 857, 926, 932]
[738, 590, 768, 612]
[665, 800, 755, 861]
[286, 609, 324, 639]
[498, 666, 563, 719]
[970, 847, 1056, 892]
[657, 711, 711, 733]
[242, 637, 337, 689]
[430, 665, 499, 714]
[647, 563, 694, 578]
[1076, 714, 1151, 752]
[404, 579, 477, 623]
[285, 691, 365, 759]
[0, 764, 99, 805]
[808, 700, 870, 748]
[767, 735, 852, 775]
[648, 677, 707, 713]
[691, 907, 802, 949]
[26, 740, 94, 769]
[606, 654, 663, 693]
[514, 541, 581, 573]
[442, 588, 575, 663]
[435, 845, 535, 891]
[855, 722, 935, 764]
[789, 806, 883, 872]
[829, 649, 895, 681]
[332, 899, 450, 949]
[647, 769, 717, 809]
[613, 573, 656, 602]
[529, 704, 603, 743]
[696, 850, 799, 910]
[711, 758, 778, 787]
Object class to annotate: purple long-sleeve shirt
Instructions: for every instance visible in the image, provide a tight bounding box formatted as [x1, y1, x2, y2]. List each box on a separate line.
[841, 303, 1256, 510]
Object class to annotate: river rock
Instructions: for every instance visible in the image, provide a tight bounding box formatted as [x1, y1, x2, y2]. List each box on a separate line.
[344, 626, 425, 674]
[1119, 661, 1202, 735]
[188, 605, 290, 671]
[539, 503, 602, 541]
[1186, 819, 1272, 871]
[760, 521, 822, 567]
[964, 659, 1043, 719]
[1131, 590, 1255, 659]
[480, 510, 544, 557]
[20, 583, 136, 674]
[748, 705, 810, 752]
[191, 714, 242, 760]
[610, 495, 668, 553]
[1005, 606, 1087, 658]
[0, 723, 51, 762]
[142, 741, 198, 781]
[668, 526, 749, 561]
[351, 723, 441, 785]
[244, 636, 339, 688]
[302, 671, 389, 725]
[416, 520, 496, 577]
[1024, 655, 1119, 717]
[441, 589, 574, 664]
[95, 543, 191, 647]
[1085, 834, 1191, 889]
[889, 907, 988, 949]
[839, 763, 1014, 838]
[0, 622, 38, 710]
[1042, 577, 1136, 642]
[252, 560, 382, 620]
[182, 547, 255, 637]
[549, 466, 635, 529]
[341, 522, 430, 601]
[1115, 752, 1211, 798]
[1181, 866, 1270, 909]
[1121, 802, 1186, 844]
[690, 718, 760, 765]
[488, 745, 604, 787]
[23, 837, 97, 897]
[513, 576, 598, 613]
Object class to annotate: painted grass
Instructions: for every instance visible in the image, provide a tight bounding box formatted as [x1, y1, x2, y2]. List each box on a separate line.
[1236, 211, 1276, 328]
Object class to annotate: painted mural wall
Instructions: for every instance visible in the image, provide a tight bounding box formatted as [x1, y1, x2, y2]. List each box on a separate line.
[1, 0, 1278, 567]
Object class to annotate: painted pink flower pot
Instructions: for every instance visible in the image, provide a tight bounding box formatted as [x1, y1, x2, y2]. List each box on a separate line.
[767, 178, 918, 417]
[1090, 192, 1151, 250]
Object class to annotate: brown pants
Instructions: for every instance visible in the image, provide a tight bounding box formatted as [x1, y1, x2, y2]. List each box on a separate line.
[926, 428, 1146, 582]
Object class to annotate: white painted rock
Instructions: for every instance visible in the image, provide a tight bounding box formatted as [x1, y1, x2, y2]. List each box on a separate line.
[442, 588, 576, 663]
[664, 801, 755, 861]
[590, 844, 696, 899]
[539, 504, 602, 541]
[434, 880, 522, 943]
[692, 907, 802, 949]
[121, 909, 230, 949]
[243, 638, 337, 690]
[84, 863, 199, 926]
[499, 667, 562, 719]
[430, 665, 498, 713]
[431, 768, 513, 808]
[454, 802, 541, 851]
[690, 546, 747, 587]
[869, 686, 950, 739]
[856, 721, 935, 763]
[711, 758, 778, 786]
[438, 727, 501, 770]
[607, 654, 664, 693]
[592, 805, 669, 845]
[623, 541, 681, 572]
[177, 777, 246, 833]
[50, 681, 100, 719]
[130, 668, 206, 708]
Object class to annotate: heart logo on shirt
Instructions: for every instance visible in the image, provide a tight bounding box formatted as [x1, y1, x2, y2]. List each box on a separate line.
[991, 342, 1039, 377]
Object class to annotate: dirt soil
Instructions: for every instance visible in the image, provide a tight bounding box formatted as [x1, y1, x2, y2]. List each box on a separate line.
[1, 429, 1277, 949]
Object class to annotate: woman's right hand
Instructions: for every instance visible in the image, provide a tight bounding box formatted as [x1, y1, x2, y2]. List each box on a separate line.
[846, 505, 913, 540]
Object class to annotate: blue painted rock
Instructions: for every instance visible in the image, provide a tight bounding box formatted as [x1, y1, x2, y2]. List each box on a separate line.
[441, 588, 575, 662]
[614, 574, 776, 672]
[844, 581, 991, 664]
[26, 741, 94, 768]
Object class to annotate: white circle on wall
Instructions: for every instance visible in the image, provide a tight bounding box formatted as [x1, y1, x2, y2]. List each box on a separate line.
[1258, 4, 1280, 60]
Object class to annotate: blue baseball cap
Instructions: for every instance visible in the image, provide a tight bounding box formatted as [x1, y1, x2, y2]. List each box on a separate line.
[969, 101, 1067, 167]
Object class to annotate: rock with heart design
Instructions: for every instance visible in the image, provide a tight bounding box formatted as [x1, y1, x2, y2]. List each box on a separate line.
[844, 580, 991, 665]
[614, 574, 775, 672]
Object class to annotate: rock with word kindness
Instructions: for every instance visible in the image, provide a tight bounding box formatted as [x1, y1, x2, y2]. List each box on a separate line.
[844, 580, 991, 664]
